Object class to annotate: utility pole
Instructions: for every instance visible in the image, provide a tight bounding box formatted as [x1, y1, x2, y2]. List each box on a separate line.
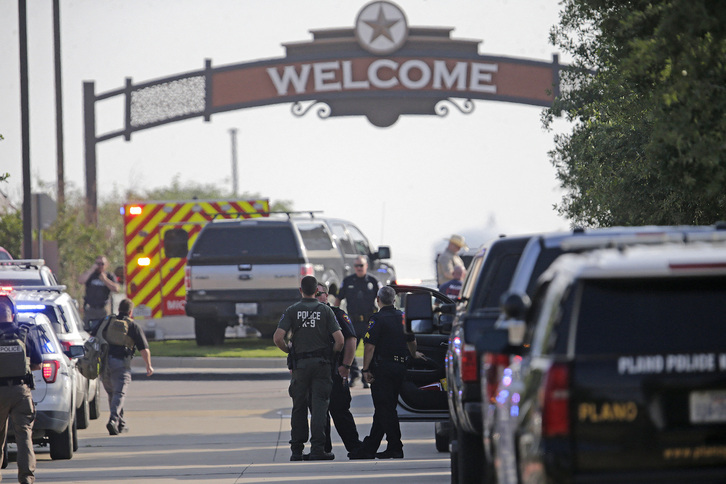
[53, 0, 65, 205]
[229, 128, 238, 197]
[18, 0, 32, 258]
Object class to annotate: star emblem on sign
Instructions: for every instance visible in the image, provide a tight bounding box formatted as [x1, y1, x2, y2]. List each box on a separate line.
[355, 1, 409, 55]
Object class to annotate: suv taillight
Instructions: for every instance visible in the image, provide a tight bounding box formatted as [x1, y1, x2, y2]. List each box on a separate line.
[300, 264, 314, 277]
[60, 341, 72, 353]
[185, 266, 191, 291]
[540, 362, 570, 437]
[461, 344, 478, 382]
[483, 353, 510, 403]
[42, 360, 60, 383]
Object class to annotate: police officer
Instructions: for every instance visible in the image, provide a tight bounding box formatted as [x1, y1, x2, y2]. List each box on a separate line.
[315, 283, 361, 454]
[274, 276, 343, 461]
[334, 255, 381, 387]
[348, 286, 417, 460]
[92, 299, 154, 436]
[78, 255, 119, 328]
[0, 294, 43, 484]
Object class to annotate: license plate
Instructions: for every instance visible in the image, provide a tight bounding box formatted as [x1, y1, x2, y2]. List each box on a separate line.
[235, 303, 258, 315]
[690, 390, 726, 423]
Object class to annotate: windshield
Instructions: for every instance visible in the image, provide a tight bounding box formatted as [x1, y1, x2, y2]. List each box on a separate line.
[191, 224, 301, 262]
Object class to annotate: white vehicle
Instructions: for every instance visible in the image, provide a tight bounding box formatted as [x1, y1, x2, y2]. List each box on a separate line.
[12, 286, 101, 429]
[0, 259, 59, 286]
[5, 311, 81, 461]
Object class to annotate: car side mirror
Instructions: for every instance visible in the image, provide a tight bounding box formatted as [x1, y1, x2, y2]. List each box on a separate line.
[375, 246, 391, 260]
[404, 292, 433, 333]
[501, 292, 531, 320]
[65, 344, 85, 359]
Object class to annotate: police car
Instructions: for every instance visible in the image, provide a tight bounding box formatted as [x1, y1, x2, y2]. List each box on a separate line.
[11, 286, 101, 430]
[487, 243, 726, 484]
[3, 303, 83, 462]
[0, 259, 59, 287]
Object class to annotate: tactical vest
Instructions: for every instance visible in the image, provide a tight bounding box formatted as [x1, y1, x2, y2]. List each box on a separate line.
[103, 316, 135, 349]
[0, 327, 31, 379]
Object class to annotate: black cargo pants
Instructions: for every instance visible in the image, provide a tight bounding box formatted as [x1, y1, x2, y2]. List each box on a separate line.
[289, 357, 332, 455]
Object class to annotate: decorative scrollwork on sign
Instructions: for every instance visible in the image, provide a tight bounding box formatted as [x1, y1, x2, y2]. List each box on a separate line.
[291, 101, 332, 119]
[434, 98, 475, 117]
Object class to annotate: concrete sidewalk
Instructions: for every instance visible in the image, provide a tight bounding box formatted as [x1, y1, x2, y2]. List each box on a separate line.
[130, 356, 290, 381]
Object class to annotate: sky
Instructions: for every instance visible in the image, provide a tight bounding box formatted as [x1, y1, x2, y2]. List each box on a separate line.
[0, 0, 572, 281]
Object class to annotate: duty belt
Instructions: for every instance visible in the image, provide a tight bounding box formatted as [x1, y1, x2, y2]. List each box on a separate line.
[293, 348, 330, 361]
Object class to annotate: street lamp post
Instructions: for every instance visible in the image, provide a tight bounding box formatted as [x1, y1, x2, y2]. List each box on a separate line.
[229, 128, 238, 197]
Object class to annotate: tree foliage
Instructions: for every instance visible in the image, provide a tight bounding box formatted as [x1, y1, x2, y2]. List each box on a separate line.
[545, 0, 726, 227]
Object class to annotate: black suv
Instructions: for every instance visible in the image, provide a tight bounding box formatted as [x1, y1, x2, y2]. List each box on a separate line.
[489, 242, 726, 484]
[446, 235, 533, 484]
[185, 214, 394, 344]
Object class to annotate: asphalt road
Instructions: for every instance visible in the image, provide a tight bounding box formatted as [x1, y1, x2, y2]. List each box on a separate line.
[5, 362, 451, 483]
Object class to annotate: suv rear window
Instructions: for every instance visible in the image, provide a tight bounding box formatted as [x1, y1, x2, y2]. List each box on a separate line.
[297, 223, 334, 251]
[574, 276, 726, 355]
[191, 225, 300, 262]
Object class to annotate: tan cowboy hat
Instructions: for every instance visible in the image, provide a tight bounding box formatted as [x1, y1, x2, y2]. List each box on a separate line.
[449, 234, 466, 248]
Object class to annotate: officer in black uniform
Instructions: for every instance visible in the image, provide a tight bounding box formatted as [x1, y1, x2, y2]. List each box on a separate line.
[0, 293, 43, 484]
[274, 276, 344, 461]
[334, 255, 381, 387]
[348, 286, 417, 460]
[315, 282, 362, 454]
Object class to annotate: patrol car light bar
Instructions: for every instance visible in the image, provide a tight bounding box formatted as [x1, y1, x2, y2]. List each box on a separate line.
[17, 304, 47, 311]
[0, 259, 46, 268]
[10, 285, 67, 293]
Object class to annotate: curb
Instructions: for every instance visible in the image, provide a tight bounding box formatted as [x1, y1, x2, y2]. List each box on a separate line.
[130, 356, 291, 381]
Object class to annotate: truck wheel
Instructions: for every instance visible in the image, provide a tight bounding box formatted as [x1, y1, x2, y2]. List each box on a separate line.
[195, 319, 226, 346]
[194, 319, 214, 346]
[210, 322, 226, 346]
[455, 426, 485, 484]
[49, 414, 75, 460]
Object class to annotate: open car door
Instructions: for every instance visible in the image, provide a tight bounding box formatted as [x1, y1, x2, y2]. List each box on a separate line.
[391, 285, 453, 422]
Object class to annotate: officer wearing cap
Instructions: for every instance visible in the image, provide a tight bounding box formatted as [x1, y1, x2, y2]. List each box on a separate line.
[0, 294, 43, 484]
[334, 255, 381, 387]
[437, 234, 466, 286]
[274, 275, 344, 461]
[348, 286, 417, 460]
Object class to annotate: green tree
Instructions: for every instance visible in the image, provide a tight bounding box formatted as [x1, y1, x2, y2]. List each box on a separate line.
[545, 0, 726, 227]
[0, 209, 22, 257]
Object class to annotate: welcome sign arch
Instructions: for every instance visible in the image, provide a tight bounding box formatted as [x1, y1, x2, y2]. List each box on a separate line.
[83, 1, 562, 221]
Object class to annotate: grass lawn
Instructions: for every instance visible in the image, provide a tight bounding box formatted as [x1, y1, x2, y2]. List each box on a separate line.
[148, 338, 365, 359]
